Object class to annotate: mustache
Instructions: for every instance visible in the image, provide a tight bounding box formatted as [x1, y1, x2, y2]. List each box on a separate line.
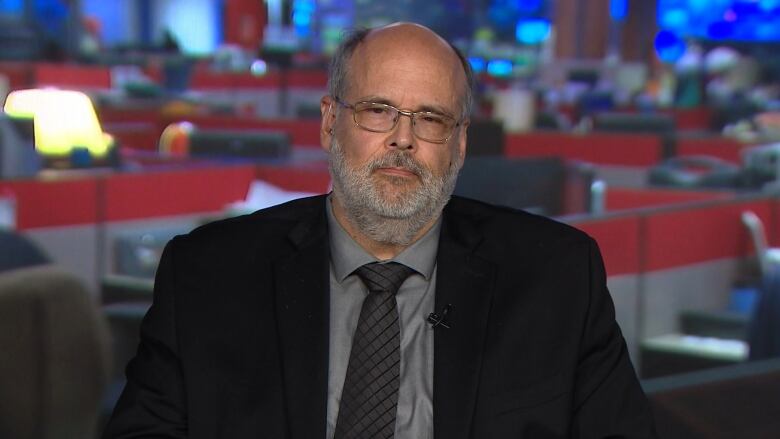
[367, 151, 428, 176]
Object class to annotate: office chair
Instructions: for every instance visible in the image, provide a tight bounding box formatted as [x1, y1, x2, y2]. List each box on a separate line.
[0, 265, 111, 439]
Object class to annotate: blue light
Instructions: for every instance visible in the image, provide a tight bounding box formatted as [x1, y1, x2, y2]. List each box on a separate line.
[759, 0, 780, 12]
[756, 23, 778, 40]
[516, 0, 542, 13]
[654, 30, 686, 63]
[658, 0, 780, 41]
[515, 18, 551, 44]
[707, 21, 734, 39]
[688, 0, 709, 12]
[292, 0, 315, 38]
[292, 11, 311, 27]
[610, 0, 628, 21]
[660, 8, 689, 30]
[293, 0, 315, 11]
[487, 59, 513, 77]
[468, 57, 486, 73]
[0, 0, 23, 14]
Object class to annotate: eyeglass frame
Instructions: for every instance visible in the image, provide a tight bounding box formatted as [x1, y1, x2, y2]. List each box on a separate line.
[333, 96, 463, 144]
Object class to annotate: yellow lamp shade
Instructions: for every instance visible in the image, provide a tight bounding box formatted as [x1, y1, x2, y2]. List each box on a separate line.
[3, 89, 111, 158]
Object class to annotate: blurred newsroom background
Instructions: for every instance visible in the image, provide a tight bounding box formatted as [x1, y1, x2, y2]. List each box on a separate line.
[2, 0, 780, 437]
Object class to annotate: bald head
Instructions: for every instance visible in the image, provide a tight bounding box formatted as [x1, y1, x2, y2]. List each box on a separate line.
[364, 22, 455, 56]
[327, 23, 473, 118]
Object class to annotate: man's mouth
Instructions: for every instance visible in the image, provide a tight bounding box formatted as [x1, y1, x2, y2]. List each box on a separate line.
[376, 166, 418, 178]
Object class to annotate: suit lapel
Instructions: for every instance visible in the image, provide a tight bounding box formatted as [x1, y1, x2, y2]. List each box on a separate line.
[433, 205, 496, 439]
[273, 201, 330, 439]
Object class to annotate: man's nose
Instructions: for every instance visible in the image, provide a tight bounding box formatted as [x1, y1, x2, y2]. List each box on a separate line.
[387, 113, 415, 150]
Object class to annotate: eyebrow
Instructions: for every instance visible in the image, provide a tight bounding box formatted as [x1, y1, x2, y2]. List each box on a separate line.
[357, 96, 455, 117]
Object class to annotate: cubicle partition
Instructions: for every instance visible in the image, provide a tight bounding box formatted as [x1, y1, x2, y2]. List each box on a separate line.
[505, 131, 663, 166]
[505, 131, 664, 187]
[606, 187, 733, 211]
[0, 163, 330, 294]
[98, 107, 163, 151]
[161, 114, 323, 148]
[569, 193, 777, 368]
[0, 61, 33, 90]
[99, 110, 326, 151]
[575, 215, 643, 359]
[33, 63, 112, 90]
[676, 136, 753, 164]
[0, 177, 102, 289]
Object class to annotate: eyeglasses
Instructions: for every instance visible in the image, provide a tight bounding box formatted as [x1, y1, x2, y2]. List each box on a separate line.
[334, 97, 461, 144]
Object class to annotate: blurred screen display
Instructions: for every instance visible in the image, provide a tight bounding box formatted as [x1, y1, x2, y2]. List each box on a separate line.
[659, 0, 780, 41]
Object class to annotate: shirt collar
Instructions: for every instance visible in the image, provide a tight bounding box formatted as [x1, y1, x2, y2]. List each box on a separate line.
[326, 194, 441, 282]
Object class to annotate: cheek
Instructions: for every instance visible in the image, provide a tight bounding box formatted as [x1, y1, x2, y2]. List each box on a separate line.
[440, 144, 463, 169]
[335, 132, 380, 168]
[421, 150, 455, 176]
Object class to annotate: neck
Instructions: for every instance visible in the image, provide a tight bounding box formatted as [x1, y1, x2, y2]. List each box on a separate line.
[330, 195, 438, 260]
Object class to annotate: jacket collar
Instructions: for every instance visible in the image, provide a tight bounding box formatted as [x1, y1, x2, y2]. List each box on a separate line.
[433, 197, 496, 439]
[273, 195, 331, 439]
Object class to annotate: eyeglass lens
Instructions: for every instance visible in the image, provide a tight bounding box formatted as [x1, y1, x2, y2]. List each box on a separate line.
[353, 103, 455, 142]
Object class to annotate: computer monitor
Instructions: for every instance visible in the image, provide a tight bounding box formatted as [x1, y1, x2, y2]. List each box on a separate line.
[454, 156, 567, 216]
[592, 112, 677, 158]
[188, 129, 292, 160]
[466, 119, 504, 156]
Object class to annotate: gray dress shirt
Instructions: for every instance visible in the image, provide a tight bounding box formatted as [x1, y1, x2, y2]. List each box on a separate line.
[326, 198, 439, 439]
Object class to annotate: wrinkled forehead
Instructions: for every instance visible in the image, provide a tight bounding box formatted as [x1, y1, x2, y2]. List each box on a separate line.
[345, 29, 467, 107]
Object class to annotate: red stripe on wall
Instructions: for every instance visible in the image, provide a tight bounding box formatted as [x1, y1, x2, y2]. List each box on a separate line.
[255, 164, 330, 194]
[189, 69, 327, 90]
[505, 132, 662, 166]
[643, 200, 772, 271]
[102, 166, 255, 221]
[34, 63, 111, 89]
[676, 136, 750, 164]
[574, 216, 641, 276]
[287, 70, 328, 88]
[664, 107, 713, 131]
[769, 200, 780, 248]
[191, 70, 279, 88]
[607, 188, 732, 211]
[0, 62, 33, 90]
[1, 178, 99, 229]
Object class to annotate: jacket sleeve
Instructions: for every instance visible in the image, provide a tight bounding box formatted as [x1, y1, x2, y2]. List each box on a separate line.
[571, 238, 657, 439]
[102, 238, 188, 438]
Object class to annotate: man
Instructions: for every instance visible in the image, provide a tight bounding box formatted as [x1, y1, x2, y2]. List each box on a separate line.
[103, 23, 656, 438]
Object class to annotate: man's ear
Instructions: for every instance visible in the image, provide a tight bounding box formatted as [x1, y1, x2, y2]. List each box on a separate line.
[457, 117, 470, 161]
[320, 96, 336, 151]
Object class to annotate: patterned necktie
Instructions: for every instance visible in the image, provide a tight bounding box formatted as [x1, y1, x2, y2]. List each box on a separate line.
[334, 262, 415, 439]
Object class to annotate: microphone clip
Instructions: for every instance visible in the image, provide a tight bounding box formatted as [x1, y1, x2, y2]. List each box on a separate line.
[427, 304, 452, 329]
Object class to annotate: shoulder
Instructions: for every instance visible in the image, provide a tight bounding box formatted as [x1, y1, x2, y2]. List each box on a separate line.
[446, 196, 591, 242]
[444, 196, 596, 258]
[168, 194, 327, 258]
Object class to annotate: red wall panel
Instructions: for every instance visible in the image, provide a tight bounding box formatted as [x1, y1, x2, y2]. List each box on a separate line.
[0, 178, 99, 229]
[574, 216, 642, 276]
[505, 132, 662, 166]
[643, 200, 772, 271]
[102, 166, 255, 221]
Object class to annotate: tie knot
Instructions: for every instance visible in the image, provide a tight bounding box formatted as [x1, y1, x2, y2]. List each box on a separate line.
[354, 262, 414, 295]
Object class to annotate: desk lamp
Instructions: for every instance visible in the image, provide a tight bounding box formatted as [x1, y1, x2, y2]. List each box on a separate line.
[3, 89, 113, 164]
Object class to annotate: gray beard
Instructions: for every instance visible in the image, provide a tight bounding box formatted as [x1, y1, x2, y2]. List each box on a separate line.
[328, 139, 462, 246]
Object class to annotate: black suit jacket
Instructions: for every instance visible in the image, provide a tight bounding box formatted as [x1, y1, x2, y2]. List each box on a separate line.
[103, 195, 656, 438]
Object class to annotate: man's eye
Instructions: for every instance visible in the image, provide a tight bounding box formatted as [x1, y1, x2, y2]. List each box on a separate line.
[364, 107, 389, 115]
[420, 115, 445, 125]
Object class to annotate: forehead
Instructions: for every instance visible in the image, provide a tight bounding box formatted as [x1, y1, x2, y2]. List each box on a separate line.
[344, 35, 465, 113]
